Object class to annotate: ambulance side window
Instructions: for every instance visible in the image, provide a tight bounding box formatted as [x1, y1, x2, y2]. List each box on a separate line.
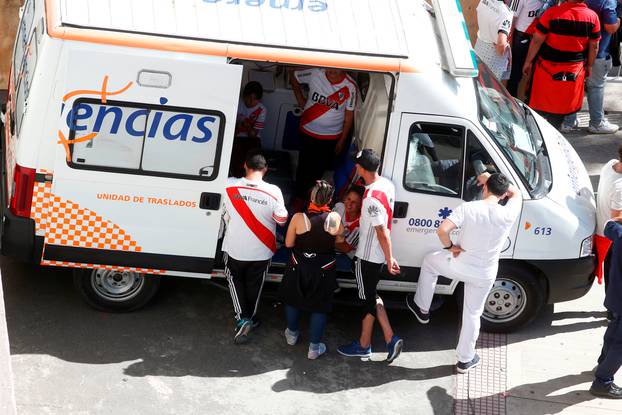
[403, 122, 464, 197]
[67, 99, 224, 181]
[462, 131, 499, 202]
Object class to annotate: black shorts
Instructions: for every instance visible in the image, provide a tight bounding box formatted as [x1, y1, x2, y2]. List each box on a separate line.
[354, 257, 384, 317]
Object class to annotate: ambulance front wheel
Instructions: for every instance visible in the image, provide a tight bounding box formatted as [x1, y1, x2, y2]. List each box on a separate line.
[73, 268, 161, 312]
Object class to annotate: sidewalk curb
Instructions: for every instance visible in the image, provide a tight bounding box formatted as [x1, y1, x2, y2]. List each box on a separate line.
[0, 270, 17, 415]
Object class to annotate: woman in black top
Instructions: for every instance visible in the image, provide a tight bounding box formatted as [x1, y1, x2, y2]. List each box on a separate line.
[280, 181, 343, 359]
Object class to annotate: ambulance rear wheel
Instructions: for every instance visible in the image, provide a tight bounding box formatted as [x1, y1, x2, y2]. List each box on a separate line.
[73, 268, 161, 312]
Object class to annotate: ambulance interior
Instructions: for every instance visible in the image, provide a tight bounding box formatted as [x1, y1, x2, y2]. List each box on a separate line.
[227, 60, 394, 272]
[230, 60, 394, 206]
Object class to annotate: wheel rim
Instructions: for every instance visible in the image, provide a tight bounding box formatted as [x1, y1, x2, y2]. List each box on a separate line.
[482, 277, 527, 323]
[90, 269, 145, 302]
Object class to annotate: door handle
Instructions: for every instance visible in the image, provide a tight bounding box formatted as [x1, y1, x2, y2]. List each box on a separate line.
[393, 201, 409, 218]
[200, 192, 221, 210]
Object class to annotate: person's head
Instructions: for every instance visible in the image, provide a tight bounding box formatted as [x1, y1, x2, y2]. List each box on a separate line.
[242, 81, 263, 108]
[484, 173, 510, 198]
[325, 69, 346, 83]
[244, 150, 267, 177]
[354, 149, 381, 183]
[343, 185, 364, 217]
[310, 180, 334, 207]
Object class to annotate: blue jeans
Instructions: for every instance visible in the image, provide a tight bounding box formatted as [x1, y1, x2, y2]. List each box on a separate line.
[285, 305, 327, 345]
[593, 313, 622, 386]
[564, 57, 613, 128]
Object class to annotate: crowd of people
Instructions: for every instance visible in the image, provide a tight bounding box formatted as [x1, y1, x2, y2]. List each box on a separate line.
[475, 0, 621, 132]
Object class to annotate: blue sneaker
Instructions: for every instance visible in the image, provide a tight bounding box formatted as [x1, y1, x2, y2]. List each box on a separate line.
[337, 340, 372, 358]
[386, 335, 403, 363]
[234, 319, 252, 345]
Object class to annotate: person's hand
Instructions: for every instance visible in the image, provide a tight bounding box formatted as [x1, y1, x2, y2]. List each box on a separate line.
[585, 65, 592, 79]
[387, 257, 401, 275]
[522, 61, 532, 77]
[477, 171, 491, 187]
[449, 244, 465, 258]
[335, 139, 346, 155]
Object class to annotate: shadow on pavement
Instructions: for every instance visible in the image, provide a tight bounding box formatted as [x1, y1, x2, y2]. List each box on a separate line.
[2, 258, 458, 395]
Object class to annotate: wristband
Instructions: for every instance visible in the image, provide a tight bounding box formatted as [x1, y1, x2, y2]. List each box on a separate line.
[443, 241, 453, 250]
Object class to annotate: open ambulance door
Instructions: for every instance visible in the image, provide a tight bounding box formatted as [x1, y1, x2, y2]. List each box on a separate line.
[41, 47, 242, 308]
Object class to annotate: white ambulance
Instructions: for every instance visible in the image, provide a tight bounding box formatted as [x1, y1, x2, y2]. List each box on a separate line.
[1, 0, 596, 332]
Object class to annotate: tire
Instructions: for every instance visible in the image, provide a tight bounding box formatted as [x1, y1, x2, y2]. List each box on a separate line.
[455, 262, 545, 333]
[73, 268, 161, 312]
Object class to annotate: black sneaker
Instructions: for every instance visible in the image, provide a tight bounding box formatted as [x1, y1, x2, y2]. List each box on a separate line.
[456, 354, 481, 374]
[406, 295, 430, 324]
[251, 317, 261, 329]
[590, 382, 622, 399]
[234, 319, 252, 345]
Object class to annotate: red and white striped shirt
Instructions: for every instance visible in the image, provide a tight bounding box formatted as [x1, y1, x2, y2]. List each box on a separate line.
[356, 177, 395, 264]
[294, 68, 357, 140]
[222, 177, 288, 261]
[236, 101, 267, 138]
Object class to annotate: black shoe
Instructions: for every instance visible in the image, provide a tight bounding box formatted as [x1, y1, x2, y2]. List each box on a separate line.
[590, 382, 622, 399]
[234, 319, 252, 345]
[607, 311, 614, 322]
[457, 354, 481, 374]
[251, 317, 261, 329]
[406, 295, 430, 324]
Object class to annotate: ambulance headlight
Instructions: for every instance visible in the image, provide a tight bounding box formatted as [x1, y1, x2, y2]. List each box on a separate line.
[580, 235, 593, 257]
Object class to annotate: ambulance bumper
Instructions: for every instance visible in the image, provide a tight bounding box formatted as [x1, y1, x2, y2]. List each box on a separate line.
[1, 210, 43, 263]
[527, 255, 596, 304]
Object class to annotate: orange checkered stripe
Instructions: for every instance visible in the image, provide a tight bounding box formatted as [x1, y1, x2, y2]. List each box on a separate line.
[31, 169, 166, 275]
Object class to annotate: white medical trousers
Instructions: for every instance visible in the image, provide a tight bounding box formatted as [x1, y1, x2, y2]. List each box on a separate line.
[414, 250, 495, 363]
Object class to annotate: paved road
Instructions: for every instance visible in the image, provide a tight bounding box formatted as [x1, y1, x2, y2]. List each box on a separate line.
[3, 80, 622, 415]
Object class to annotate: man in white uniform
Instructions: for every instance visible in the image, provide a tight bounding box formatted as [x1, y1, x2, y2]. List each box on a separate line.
[222, 152, 288, 344]
[596, 145, 622, 319]
[407, 172, 521, 373]
[337, 149, 403, 363]
[289, 68, 357, 210]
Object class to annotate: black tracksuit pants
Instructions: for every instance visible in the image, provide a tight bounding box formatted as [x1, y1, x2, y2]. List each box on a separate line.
[224, 253, 270, 321]
[294, 132, 338, 199]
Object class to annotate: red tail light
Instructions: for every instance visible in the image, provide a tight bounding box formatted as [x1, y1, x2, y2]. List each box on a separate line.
[9, 164, 36, 218]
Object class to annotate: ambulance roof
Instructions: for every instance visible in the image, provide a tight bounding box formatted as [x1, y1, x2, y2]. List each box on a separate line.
[58, 0, 410, 58]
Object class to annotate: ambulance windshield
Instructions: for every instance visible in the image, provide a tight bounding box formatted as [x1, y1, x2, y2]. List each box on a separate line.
[474, 61, 550, 194]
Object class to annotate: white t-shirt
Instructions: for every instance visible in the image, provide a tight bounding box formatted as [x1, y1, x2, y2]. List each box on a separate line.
[333, 202, 361, 259]
[356, 177, 395, 264]
[508, 0, 545, 32]
[448, 197, 522, 279]
[477, 0, 514, 44]
[236, 101, 267, 138]
[597, 160, 622, 237]
[294, 68, 357, 140]
[222, 177, 288, 261]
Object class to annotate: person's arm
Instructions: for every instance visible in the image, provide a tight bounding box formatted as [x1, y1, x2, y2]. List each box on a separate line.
[335, 110, 354, 155]
[325, 211, 342, 236]
[375, 225, 400, 275]
[603, 2, 621, 34]
[604, 218, 622, 242]
[496, 32, 509, 55]
[436, 219, 465, 258]
[285, 213, 302, 248]
[522, 31, 546, 76]
[289, 69, 307, 108]
[585, 40, 599, 78]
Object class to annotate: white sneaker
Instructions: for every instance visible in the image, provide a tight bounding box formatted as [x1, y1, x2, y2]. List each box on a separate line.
[588, 120, 619, 134]
[560, 119, 579, 133]
[307, 343, 327, 360]
[284, 328, 299, 346]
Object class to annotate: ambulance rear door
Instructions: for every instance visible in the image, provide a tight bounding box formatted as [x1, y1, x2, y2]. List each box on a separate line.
[42, 44, 242, 275]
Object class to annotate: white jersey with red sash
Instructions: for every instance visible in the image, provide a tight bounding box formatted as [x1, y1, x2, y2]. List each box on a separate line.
[222, 177, 288, 261]
[294, 68, 357, 140]
[333, 202, 360, 259]
[236, 101, 267, 138]
[356, 177, 395, 264]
